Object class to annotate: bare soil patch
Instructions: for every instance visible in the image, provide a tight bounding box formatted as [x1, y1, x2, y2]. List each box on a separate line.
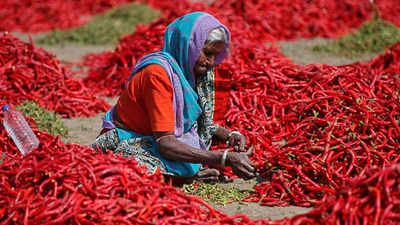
[278, 37, 376, 65]
[212, 179, 311, 220]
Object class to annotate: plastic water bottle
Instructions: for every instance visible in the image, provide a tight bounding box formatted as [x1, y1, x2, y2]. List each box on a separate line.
[2, 104, 39, 155]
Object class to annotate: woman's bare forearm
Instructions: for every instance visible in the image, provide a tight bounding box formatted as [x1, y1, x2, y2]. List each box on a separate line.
[155, 133, 255, 179]
[156, 135, 223, 166]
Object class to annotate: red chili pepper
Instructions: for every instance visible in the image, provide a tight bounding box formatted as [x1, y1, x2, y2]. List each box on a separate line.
[0, 34, 110, 118]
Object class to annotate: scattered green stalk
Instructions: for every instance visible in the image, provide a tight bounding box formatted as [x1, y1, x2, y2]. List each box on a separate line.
[312, 15, 400, 58]
[37, 2, 159, 45]
[15, 101, 68, 137]
[182, 181, 254, 205]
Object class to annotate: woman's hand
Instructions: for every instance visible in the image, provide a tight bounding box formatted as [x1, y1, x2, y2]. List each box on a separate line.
[226, 132, 246, 152]
[195, 168, 221, 183]
[214, 127, 247, 152]
[225, 147, 255, 180]
[155, 131, 255, 180]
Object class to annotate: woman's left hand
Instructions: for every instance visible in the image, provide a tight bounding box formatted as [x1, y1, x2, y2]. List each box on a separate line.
[227, 132, 246, 152]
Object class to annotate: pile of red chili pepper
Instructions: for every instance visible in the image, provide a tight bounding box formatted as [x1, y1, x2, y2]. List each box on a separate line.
[0, 0, 132, 33]
[0, 120, 264, 225]
[1, 118, 400, 224]
[0, 33, 109, 117]
[83, 0, 378, 96]
[1, 0, 400, 224]
[375, 0, 400, 27]
[224, 40, 400, 206]
[209, 0, 373, 41]
[274, 164, 400, 225]
[81, 0, 400, 209]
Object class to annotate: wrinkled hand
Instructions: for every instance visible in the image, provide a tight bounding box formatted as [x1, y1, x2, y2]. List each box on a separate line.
[195, 168, 220, 183]
[227, 132, 246, 152]
[226, 147, 255, 180]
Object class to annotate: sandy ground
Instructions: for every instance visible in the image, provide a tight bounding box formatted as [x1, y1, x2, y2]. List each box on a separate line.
[10, 30, 375, 221]
[278, 38, 377, 65]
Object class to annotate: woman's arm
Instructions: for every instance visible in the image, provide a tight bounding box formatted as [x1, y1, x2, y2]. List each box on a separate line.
[154, 132, 223, 165]
[154, 132, 255, 179]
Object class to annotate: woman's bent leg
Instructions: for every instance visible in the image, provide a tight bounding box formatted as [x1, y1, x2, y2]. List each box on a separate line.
[91, 129, 119, 153]
[114, 138, 171, 175]
[92, 130, 172, 175]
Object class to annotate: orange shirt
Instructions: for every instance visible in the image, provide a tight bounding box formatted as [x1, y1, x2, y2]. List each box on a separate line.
[116, 64, 174, 135]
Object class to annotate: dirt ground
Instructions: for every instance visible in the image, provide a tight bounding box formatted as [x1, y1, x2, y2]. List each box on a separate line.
[278, 38, 377, 65]
[10, 31, 374, 221]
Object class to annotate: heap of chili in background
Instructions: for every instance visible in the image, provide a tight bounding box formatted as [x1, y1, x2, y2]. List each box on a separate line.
[1, 0, 400, 224]
[0, 0, 133, 33]
[0, 34, 109, 118]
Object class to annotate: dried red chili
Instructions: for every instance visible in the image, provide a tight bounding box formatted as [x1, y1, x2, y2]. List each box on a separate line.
[0, 33, 109, 118]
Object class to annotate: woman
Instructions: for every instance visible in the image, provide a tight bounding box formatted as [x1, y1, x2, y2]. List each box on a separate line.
[92, 12, 255, 182]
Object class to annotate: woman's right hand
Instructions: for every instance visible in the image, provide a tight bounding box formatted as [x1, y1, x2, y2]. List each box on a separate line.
[225, 149, 256, 179]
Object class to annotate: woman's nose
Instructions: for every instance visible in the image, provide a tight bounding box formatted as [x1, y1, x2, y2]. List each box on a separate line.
[206, 55, 215, 66]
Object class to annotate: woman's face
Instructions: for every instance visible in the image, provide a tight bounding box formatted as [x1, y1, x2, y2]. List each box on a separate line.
[193, 40, 225, 78]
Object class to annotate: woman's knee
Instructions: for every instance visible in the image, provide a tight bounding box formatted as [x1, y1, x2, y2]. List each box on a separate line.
[91, 129, 119, 153]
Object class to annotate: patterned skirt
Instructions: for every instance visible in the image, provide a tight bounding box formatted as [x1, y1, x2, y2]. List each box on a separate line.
[91, 129, 174, 176]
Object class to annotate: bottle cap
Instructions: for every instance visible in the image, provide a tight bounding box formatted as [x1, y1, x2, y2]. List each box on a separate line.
[1, 104, 9, 112]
